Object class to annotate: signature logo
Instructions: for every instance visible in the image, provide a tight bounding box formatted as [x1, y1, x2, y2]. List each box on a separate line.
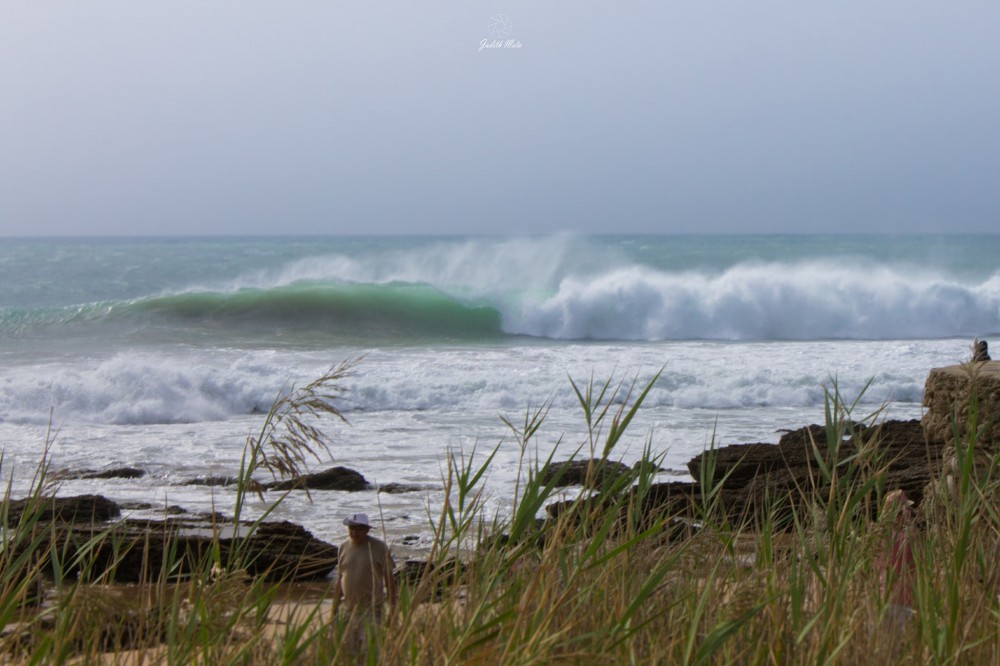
[487, 14, 512, 39]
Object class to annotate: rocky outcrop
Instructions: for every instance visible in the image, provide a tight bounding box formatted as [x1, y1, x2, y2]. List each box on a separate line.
[75, 518, 339, 582]
[178, 475, 243, 487]
[177, 467, 423, 494]
[3, 495, 338, 583]
[377, 483, 428, 494]
[922, 361, 1000, 446]
[51, 467, 147, 481]
[546, 420, 946, 532]
[685, 420, 943, 526]
[265, 466, 369, 492]
[689, 419, 941, 505]
[539, 459, 632, 488]
[5, 494, 122, 524]
[922, 361, 1000, 507]
[119, 502, 187, 515]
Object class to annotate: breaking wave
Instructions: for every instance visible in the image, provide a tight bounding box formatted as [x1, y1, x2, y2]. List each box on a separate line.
[3, 235, 998, 343]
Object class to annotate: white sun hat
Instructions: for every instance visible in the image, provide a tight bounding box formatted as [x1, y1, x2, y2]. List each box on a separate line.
[343, 512, 371, 527]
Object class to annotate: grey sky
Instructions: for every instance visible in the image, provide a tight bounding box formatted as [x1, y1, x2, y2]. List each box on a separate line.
[1, 1, 998, 236]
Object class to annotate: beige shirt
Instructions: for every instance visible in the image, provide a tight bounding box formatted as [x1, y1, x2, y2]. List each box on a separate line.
[337, 536, 395, 610]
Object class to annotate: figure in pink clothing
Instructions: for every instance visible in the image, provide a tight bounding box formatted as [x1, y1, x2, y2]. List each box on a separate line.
[876, 489, 917, 628]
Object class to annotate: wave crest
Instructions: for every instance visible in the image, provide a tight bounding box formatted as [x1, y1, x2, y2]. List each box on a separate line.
[511, 261, 1000, 340]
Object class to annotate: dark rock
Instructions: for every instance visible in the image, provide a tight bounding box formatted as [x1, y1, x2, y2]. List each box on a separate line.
[193, 511, 235, 523]
[56, 518, 336, 583]
[119, 502, 187, 515]
[632, 461, 667, 475]
[395, 558, 464, 600]
[178, 476, 241, 487]
[681, 419, 945, 529]
[4, 494, 121, 524]
[539, 459, 632, 488]
[266, 466, 370, 492]
[377, 483, 427, 494]
[543, 419, 947, 538]
[178, 476, 267, 494]
[82, 467, 146, 480]
[3, 496, 338, 583]
[52, 467, 147, 481]
[631, 480, 704, 521]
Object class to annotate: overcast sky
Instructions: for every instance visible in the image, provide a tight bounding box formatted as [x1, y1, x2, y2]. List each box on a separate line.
[1, 2, 998, 236]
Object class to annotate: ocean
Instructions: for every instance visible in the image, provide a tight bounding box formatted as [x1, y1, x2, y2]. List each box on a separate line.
[1, 234, 998, 553]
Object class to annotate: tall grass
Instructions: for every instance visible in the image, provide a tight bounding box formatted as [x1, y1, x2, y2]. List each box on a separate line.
[2, 364, 1000, 664]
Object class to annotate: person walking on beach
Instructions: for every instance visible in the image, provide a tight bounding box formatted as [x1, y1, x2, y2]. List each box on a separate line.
[334, 512, 396, 656]
[876, 489, 917, 629]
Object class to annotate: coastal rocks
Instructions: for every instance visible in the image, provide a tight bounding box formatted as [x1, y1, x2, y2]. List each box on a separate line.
[922, 361, 1000, 446]
[682, 419, 944, 527]
[545, 478, 701, 529]
[178, 475, 243, 487]
[377, 482, 428, 494]
[51, 467, 147, 481]
[77, 518, 339, 582]
[395, 558, 465, 601]
[3, 495, 338, 583]
[174, 467, 421, 494]
[265, 466, 369, 492]
[922, 361, 1000, 507]
[539, 459, 633, 488]
[177, 476, 268, 495]
[545, 420, 947, 534]
[688, 420, 936, 497]
[5, 494, 122, 524]
[119, 501, 187, 515]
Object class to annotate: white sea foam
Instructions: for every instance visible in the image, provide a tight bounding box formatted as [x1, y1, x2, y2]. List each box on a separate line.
[511, 262, 1000, 340]
[0, 339, 950, 428]
[0, 352, 283, 425]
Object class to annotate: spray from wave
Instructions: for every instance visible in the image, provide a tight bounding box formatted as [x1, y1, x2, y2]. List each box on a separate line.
[512, 261, 1000, 340]
[3, 236, 998, 342]
[209, 239, 1000, 341]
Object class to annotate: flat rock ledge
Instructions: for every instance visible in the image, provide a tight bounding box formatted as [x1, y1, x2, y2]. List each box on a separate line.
[4, 495, 337, 583]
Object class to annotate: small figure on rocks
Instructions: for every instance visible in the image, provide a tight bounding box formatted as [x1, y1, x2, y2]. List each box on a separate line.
[876, 489, 917, 630]
[334, 512, 396, 658]
[972, 339, 991, 362]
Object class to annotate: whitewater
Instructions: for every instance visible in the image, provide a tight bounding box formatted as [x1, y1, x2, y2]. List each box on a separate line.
[1, 234, 998, 553]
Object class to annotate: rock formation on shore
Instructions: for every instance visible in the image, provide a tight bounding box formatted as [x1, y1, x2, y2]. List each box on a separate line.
[545, 419, 945, 531]
[922, 360, 1000, 446]
[545, 360, 1000, 535]
[922, 359, 1000, 505]
[5, 496, 337, 584]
